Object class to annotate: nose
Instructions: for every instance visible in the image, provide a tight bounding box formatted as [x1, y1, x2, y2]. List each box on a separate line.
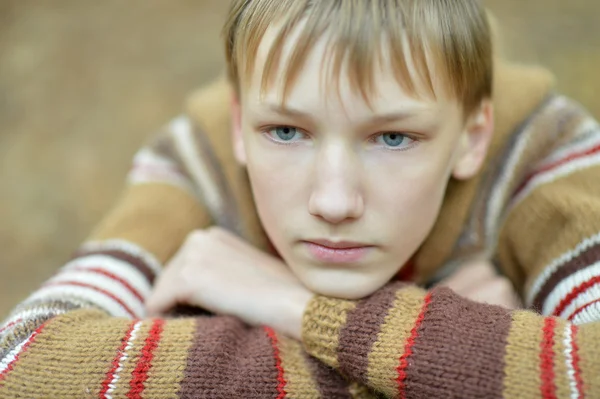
[308, 142, 364, 224]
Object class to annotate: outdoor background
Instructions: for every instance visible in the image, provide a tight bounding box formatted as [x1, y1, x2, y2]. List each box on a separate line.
[1, 0, 599, 317]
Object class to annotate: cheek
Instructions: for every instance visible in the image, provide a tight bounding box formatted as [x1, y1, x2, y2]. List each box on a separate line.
[368, 149, 453, 243]
[244, 141, 309, 234]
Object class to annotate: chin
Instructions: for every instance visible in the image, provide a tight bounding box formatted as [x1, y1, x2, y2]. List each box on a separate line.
[300, 271, 386, 300]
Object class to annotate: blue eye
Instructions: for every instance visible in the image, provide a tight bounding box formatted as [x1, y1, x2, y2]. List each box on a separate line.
[274, 126, 299, 141]
[381, 133, 406, 147]
[266, 126, 306, 143]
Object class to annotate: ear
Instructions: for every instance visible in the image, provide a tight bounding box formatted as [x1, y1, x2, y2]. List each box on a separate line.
[231, 93, 247, 165]
[452, 100, 494, 180]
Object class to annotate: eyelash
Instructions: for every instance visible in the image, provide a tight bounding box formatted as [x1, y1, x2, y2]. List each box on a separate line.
[260, 125, 420, 151]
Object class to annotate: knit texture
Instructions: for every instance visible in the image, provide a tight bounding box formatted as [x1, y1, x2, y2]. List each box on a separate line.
[2, 59, 600, 398]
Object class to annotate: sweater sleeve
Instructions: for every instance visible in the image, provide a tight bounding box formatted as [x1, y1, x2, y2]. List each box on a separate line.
[301, 97, 600, 399]
[0, 114, 362, 398]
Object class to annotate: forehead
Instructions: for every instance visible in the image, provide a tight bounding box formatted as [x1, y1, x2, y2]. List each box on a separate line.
[241, 26, 456, 121]
[242, 21, 454, 114]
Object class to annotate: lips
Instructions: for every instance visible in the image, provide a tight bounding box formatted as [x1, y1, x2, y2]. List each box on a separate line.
[303, 239, 374, 263]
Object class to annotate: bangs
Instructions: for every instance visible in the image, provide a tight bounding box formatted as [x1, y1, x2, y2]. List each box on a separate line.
[224, 0, 492, 115]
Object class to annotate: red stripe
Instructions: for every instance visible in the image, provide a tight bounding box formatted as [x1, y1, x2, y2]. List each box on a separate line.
[0, 323, 46, 382]
[70, 266, 145, 303]
[44, 281, 137, 318]
[515, 143, 600, 196]
[540, 317, 557, 399]
[570, 325, 585, 397]
[0, 319, 22, 335]
[396, 292, 432, 399]
[127, 319, 165, 399]
[568, 298, 600, 322]
[264, 327, 287, 399]
[99, 321, 138, 398]
[552, 276, 600, 317]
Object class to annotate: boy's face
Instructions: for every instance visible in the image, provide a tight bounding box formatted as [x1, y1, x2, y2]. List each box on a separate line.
[232, 30, 492, 299]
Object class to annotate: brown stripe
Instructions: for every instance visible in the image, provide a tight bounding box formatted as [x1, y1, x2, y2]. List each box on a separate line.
[531, 241, 600, 311]
[337, 283, 401, 384]
[72, 248, 157, 284]
[191, 124, 244, 237]
[404, 287, 512, 398]
[304, 353, 352, 399]
[366, 286, 426, 398]
[178, 317, 279, 398]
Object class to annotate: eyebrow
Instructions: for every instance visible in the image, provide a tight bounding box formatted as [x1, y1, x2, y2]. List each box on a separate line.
[264, 103, 429, 126]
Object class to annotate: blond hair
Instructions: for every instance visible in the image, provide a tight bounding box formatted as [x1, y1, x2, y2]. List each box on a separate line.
[223, 0, 492, 116]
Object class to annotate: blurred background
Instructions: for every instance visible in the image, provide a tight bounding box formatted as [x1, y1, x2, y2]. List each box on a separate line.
[1, 0, 598, 318]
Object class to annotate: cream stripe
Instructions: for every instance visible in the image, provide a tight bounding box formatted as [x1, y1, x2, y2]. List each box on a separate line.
[563, 324, 581, 399]
[526, 233, 600, 306]
[170, 116, 222, 218]
[26, 286, 131, 318]
[2, 307, 68, 332]
[542, 262, 600, 317]
[512, 153, 600, 207]
[79, 239, 163, 277]
[483, 98, 564, 248]
[47, 271, 145, 317]
[63, 255, 153, 299]
[540, 118, 600, 166]
[128, 148, 197, 195]
[571, 301, 600, 325]
[0, 332, 34, 375]
[132, 147, 182, 170]
[104, 321, 143, 399]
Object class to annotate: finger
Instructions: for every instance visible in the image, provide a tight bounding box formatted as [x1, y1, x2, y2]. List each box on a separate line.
[465, 279, 522, 309]
[438, 258, 497, 293]
[145, 269, 181, 317]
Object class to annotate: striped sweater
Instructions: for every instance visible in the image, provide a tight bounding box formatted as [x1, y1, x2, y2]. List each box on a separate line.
[1, 59, 600, 398]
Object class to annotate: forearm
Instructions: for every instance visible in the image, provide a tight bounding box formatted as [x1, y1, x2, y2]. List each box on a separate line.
[0, 308, 354, 398]
[302, 281, 599, 398]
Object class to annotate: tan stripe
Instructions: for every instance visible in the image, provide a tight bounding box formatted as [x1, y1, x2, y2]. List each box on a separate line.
[108, 318, 153, 398]
[506, 165, 600, 289]
[502, 311, 543, 399]
[277, 335, 321, 399]
[302, 297, 357, 368]
[551, 318, 571, 399]
[366, 286, 425, 398]
[143, 318, 196, 399]
[89, 183, 211, 264]
[577, 322, 600, 396]
[1, 309, 130, 398]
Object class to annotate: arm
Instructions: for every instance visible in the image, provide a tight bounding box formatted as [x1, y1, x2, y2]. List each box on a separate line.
[299, 96, 600, 398]
[3, 113, 349, 397]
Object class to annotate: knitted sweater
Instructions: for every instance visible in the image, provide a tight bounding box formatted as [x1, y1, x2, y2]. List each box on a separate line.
[2, 59, 600, 398]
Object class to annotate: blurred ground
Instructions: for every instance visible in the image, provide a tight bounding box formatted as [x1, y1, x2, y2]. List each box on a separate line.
[1, 1, 599, 317]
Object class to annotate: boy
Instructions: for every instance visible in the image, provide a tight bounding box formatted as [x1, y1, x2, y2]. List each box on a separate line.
[1, 1, 599, 397]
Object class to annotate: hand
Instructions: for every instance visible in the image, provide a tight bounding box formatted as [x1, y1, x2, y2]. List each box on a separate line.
[145, 227, 313, 339]
[436, 257, 523, 309]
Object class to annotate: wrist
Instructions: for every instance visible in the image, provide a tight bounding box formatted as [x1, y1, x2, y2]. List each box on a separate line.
[275, 285, 313, 340]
